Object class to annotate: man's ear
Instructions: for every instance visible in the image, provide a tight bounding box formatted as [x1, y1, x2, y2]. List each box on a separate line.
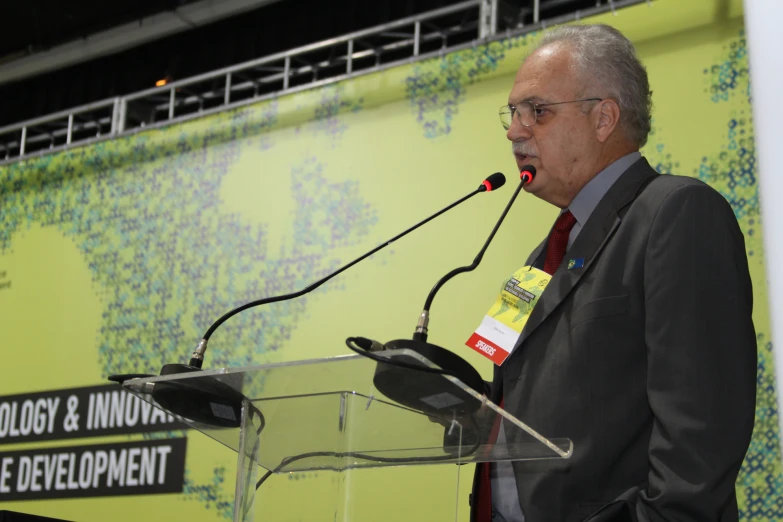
[595, 99, 621, 143]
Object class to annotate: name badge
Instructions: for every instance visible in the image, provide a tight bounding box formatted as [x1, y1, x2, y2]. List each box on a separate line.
[465, 266, 551, 365]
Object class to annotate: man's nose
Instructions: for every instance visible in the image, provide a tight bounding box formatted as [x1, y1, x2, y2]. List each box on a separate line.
[506, 117, 533, 142]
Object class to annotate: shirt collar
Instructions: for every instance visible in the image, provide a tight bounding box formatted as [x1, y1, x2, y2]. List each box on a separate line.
[567, 152, 642, 226]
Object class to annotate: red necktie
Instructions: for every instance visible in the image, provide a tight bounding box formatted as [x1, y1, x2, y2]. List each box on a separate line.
[475, 212, 577, 521]
[543, 211, 577, 275]
[476, 398, 504, 522]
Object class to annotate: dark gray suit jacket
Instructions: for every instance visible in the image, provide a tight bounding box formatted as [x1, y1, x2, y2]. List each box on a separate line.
[472, 158, 757, 522]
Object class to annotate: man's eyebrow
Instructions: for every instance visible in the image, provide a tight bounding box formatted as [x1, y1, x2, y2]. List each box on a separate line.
[510, 96, 550, 105]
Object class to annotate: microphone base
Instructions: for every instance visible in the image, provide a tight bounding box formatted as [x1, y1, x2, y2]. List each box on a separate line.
[111, 363, 245, 428]
[373, 339, 484, 415]
[150, 379, 244, 429]
[160, 363, 203, 376]
[153, 363, 244, 428]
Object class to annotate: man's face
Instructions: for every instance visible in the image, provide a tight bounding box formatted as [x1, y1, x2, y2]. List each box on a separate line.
[506, 43, 601, 207]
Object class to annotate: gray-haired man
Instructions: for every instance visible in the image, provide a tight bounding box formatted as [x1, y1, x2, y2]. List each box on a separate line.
[472, 24, 756, 522]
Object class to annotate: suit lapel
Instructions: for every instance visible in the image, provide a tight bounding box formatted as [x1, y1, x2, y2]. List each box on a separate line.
[525, 238, 547, 268]
[511, 158, 659, 351]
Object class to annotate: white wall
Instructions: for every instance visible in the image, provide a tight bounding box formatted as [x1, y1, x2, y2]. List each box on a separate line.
[744, 0, 783, 443]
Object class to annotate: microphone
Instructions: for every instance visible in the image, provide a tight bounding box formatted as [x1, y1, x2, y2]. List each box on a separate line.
[520, 166, 535, 184]
[108, 172, 507, 383]
[183, 171, 506, 371]
[414, 165, 536, 341]
[367, 165, 537, 415]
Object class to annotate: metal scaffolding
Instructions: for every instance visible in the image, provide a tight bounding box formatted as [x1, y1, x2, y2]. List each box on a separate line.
[0, 0, 650, 166]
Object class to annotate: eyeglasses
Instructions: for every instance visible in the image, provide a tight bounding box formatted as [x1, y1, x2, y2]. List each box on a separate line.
[499, 98, 603, 129]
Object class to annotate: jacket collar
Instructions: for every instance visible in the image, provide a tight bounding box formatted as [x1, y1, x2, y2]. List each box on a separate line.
[510, 157, 658, 352]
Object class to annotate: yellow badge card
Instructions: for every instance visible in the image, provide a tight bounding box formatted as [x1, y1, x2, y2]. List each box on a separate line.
[466, 266, 551, 365]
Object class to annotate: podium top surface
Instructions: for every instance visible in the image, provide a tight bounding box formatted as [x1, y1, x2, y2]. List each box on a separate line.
[122, 349, 571, 473]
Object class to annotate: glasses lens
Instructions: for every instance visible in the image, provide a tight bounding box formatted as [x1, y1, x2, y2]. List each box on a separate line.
[499, 106, 512, 130]
[517, 102, 535, 126]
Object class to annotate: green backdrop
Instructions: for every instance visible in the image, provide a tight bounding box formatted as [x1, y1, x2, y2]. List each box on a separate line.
[0, 0, 777, 519]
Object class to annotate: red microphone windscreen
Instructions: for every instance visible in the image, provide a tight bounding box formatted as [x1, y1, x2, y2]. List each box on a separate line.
[520, 165, 537, 184]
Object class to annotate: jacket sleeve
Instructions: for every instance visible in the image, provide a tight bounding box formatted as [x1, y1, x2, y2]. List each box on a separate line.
[634, 182, 757, 521]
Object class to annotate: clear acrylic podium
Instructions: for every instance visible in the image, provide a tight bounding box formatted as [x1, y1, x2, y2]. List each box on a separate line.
[122, 349, 572, 521]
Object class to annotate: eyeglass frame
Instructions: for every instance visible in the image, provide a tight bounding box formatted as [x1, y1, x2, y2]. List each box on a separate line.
[499, 98, 604, 130]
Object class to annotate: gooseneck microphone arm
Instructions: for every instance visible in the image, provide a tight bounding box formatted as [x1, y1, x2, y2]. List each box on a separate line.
[413, 166, 537, 342]
[188, 172, 507, 368]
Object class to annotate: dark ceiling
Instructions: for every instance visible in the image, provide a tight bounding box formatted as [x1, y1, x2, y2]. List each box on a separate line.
[0, 0, 203, 60]
[0, 0, 603, 128]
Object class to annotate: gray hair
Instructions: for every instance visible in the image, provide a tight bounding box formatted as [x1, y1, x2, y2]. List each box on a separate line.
[535, 24, 652, 147]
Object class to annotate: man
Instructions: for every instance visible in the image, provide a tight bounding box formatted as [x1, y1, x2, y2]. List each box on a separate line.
[472, 24, 757, 522]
